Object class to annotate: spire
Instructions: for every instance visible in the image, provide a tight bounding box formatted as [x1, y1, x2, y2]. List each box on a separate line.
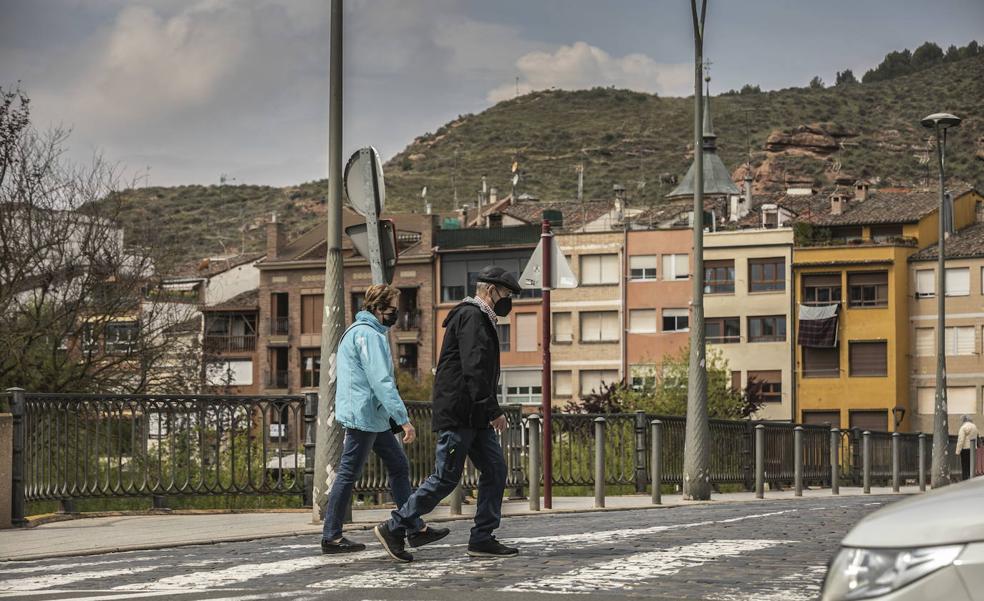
[702, 72, 717, 149]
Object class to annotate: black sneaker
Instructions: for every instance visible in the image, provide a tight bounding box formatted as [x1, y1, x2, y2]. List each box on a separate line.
[373, 522, 413, 563]
[321, 536, 366, 554]
[407, 526, 451, 548]
[467, 537, 519, 558]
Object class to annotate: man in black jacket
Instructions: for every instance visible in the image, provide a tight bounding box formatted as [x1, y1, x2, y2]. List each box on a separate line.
[374, 266, 522, 562]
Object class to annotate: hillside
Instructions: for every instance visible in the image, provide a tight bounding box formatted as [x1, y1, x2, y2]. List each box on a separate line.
[112, 53, 984, 265]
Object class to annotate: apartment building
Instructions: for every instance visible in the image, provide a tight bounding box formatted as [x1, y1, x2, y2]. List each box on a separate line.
[908, 219, 984, 434]
[704, 227, 795, 421]
[793, 187, 980, 432]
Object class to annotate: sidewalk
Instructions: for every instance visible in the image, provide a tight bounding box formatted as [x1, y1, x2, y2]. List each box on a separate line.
[0, 486, 921, 561]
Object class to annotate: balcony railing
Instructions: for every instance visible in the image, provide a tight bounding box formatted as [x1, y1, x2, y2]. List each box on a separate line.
[271, 317, 289, 336]
[396, 310, 422, 331]
[267, 370, 288, 389]
[204, 334, 256, 353]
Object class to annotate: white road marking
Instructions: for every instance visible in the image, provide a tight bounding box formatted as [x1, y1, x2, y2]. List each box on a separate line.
[502, 539, 790, 594]
[0, 567, 160, 592]
[308, 555, 507, 590]
[0, 556, 175, 575]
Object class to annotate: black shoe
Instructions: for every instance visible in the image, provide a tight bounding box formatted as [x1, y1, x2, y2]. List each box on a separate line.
[373, 522, 413, 563]
[408, 526, 451, 548]
[321, 536, 366, 554]
[467, 537, 519, 558]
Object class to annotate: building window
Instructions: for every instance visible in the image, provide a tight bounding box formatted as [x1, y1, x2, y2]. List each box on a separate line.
[206, 359, 254, 387]
[580, 254, 619, 285]
[301, 294, 324, 334]
[849, 410, 888, 431]
[870, 224, 903, 242]
[440, 251, 539, 302]
[105, 322, 138, 354]
[748, 370, 782, 403]
[847, 271, 888, 308]
[707, 317, 740, 343]
[662, 254, 689, 280]
[580, 369, 619, 397]
[502, 370, 542, 405]
[629, 255, 658, 280]
[553, 312, 572, 343]
[915, 269, 935, 298]
[300, 349, 320, 388]
[630, 365, 657, 391]
[803, 274, 842, 305]
[749, 258, 785, 292]
[731, 371, 742, 392]
[849, 341, 888, 376]
[748, 315, 786, 342]
[553, 371, 572, 397]
[580, 311, 620, 342]
[271, 292, 290, 335]
[914, 327, 934, 356]
[629, 309, 657, 334]
[662, 308, 689, 332]
[945, 326, 975, 356]
[802, 347, 839, 378]
[516, 313, 538, 352]
[946, 267, 970, 296]
[704, 260, 735, 294]
[497, 324, 510, 352]
[918, 386, 977, 415]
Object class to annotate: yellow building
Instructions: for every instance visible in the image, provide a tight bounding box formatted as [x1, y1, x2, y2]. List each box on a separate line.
[793, 187, 980, 432]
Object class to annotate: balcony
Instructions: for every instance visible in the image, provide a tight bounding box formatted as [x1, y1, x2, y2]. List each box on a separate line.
[204, 334, 256, 353]
[395, 309, 422, 331]
[271, 317, 289, 336]
[267, 370, 288, 389]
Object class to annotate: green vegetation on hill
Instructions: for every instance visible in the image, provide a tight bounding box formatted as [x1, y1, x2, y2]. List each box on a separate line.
[113, 52, 984, 266]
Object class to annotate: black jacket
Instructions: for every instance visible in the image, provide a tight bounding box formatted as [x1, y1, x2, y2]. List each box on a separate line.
[431, 302, 504, 431]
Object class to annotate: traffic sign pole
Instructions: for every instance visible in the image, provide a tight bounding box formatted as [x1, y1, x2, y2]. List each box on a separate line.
[541, 219, 553, 509]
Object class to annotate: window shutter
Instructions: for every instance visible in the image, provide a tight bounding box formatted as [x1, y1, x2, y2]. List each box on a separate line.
[948, 387, 977, 414]
[849, 341, 887, 376]
[916, 388, 935, 414]
[804, 274, 841, 287]
[580, 312, 599, 342]
[945, 268, 970, 296]
[553, 313, 572, 342]
[848, 271, 888, 285]
[516, 313, 537, 352]
[630, 255, 657, 271]
[554, 371, 572, 396]
[629, 309, 656, 333]
[664, 308, 688, 318]
[945, 326, 975, 356]
[580, 256, 600, 284]
[601, 254, 619, 283]
[662, 255, 674, 279]
[916, 270, 935, 296]
[914, 328, 934, 356]
[674, 254, 689, 278]
[600, 312, 620, 340]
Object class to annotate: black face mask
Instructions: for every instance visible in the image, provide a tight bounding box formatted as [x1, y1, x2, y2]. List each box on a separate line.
[381, 310, 399, 327]
[492, 293, 512, 317]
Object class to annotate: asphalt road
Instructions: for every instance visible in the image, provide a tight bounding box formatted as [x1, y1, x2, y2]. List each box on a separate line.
[0, 495, 897, 601]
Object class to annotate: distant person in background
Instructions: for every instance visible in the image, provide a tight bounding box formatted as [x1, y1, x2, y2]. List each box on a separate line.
[956, 415, 979, 481]
[319, 284, 449, 554]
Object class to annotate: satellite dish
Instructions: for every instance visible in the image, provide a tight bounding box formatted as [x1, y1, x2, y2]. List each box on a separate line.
[512, 174, 519, 187]
[344, 147, 386, 218]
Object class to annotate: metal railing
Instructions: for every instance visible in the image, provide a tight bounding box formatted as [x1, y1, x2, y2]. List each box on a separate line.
[267, 370, 288, 389]
[271, 317, 289, 336]
[204, 334, 256, 353]
[396, 310, 422, 331]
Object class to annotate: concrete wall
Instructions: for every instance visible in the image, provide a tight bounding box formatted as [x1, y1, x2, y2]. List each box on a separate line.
[205, 260, 260, 306]
[705, 228, 794, 421]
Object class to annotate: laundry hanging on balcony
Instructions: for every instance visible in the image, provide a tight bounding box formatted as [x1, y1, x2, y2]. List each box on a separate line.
[797, 304, 839, 348]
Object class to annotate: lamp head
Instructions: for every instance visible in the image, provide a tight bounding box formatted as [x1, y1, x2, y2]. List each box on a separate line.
[921, 113, 961, 130]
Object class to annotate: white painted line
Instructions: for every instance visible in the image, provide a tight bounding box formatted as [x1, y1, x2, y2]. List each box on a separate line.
[309, 555, 507, 590]
[502, 539, 789, 594]
[0, 566, 160, 592]
[0, 555, 175, 575]
[35, 591, 193, 601]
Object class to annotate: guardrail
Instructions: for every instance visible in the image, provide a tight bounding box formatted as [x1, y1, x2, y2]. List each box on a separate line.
[3, 388, 971, 525]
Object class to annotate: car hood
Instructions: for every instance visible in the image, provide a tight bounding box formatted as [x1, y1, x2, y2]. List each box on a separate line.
[842, 478, 984, 548]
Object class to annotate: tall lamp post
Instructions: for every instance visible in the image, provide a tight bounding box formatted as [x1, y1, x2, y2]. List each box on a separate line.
[921, 112, 960, 489]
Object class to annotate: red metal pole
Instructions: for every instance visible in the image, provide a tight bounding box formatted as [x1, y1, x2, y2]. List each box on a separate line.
[541, 219, 553, 508]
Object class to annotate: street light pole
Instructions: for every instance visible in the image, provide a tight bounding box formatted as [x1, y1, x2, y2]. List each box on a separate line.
[683, 0, 711, 501]
[922, 112, 961, 489]
[313, 0, 346, 523]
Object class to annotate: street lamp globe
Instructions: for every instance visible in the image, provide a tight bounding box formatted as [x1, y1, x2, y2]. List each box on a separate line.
[921, 113, 961, 130]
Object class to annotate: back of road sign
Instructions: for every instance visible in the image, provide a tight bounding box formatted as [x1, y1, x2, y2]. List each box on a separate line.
[520, 238, 578, 289]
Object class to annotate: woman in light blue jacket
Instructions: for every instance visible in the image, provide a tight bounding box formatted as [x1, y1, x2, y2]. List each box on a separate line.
[320, 284, 449, 553]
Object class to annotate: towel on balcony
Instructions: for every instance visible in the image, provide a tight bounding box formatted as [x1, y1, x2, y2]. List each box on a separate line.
[797, 304, 839, 348]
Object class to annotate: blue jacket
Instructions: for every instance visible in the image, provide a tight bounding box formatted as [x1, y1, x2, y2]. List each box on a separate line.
[335, 311, 409, 432]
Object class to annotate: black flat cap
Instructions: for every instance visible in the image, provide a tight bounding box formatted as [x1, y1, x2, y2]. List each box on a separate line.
[476, 265, 523, 293]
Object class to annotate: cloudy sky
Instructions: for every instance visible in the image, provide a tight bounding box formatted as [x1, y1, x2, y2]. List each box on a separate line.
[2, 0, 982, 187]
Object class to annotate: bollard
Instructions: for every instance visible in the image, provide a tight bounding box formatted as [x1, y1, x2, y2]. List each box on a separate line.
[58, 499, 77, 515]
[793, 426, 803, 497]
[862, 431, 871, 494]
[754, 425, 765, 499]
[651, 420, 662, 505]
[152, 495, 168, 510]
[918, 433, 927, 492]
[633, 411, 647, 493]
[892, 432, 900, 492]
[971, 438, 978, 480]
[8, 388, 26, 526]
[303, 392, 318, 508]
[528, 415, 541, 511]
[830, 427, 840, 495]
[594, 417, 606, 508]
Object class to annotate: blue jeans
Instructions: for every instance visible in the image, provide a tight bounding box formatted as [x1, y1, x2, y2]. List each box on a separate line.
[322, 428, 423, 541]
[388, 428, 507, 544]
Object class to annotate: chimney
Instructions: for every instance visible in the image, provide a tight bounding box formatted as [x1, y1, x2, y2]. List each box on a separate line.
[854, 181, 870, 201]
[830, 194, 848, 216]
[744, 175, 753, 208]
[489, 187, 498, 205]
[424, 201, 432, 215]
[266, 214, 287, 259]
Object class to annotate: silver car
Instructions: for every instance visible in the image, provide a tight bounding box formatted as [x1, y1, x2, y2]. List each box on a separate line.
[821, 477, 984, 600]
